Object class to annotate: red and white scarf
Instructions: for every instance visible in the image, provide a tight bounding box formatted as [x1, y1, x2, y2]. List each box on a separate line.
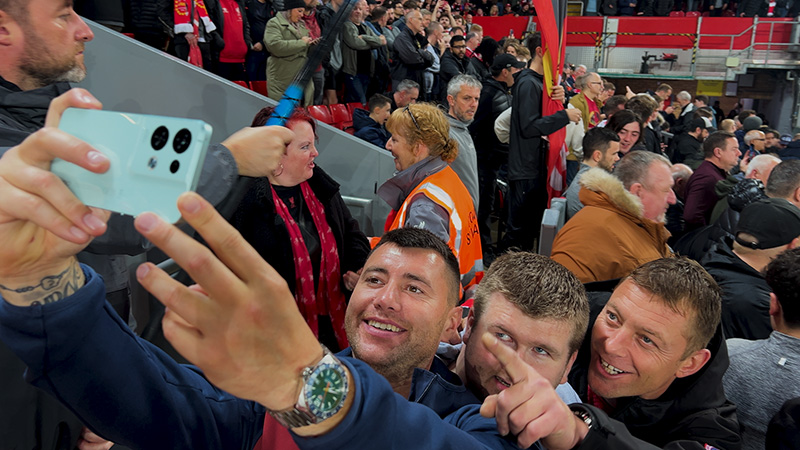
[271, 182, 349, 350]
[174, 0, 217, 35]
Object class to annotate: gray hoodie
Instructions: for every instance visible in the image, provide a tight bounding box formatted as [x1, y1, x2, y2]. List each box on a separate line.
[447, 113, 479, 209]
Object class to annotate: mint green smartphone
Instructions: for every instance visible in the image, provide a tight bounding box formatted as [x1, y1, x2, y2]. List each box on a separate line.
[52, 108, 212, 223]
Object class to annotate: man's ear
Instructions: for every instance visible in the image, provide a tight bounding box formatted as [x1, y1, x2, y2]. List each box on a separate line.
[440, 305, 464, 345]
[675, 348, 711, 379]
[769, 292, 781, 318]
[461, 309, 476, 344]
[591, 150, 602, 163]
[628, 182, 644, 197]
[559, 351, 579, 385]
[0, 10, 19, 46]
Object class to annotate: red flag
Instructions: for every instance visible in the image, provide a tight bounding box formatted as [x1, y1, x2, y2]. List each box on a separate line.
[531, 0, 568, 204]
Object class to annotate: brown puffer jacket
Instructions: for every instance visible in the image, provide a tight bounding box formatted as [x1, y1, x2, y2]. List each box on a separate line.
[551, 168, 672, 283]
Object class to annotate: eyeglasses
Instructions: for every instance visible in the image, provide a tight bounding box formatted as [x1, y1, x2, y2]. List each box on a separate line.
[404, 105, 421, 131]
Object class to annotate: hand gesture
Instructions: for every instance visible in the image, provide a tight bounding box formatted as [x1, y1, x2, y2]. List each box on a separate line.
[301, 36, 313, 45]
[133, 193, 323, 410]
[0, 89, 109, 294]
[479, 333, 589, 450]
[221, 126, 294, 177]
[77, 428, 114, 450]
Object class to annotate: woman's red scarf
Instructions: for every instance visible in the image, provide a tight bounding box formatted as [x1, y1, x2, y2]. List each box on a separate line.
[271, 182, 349, 350]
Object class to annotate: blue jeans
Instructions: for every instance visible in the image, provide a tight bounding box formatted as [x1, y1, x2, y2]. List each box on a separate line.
[344, 73, 370, 104]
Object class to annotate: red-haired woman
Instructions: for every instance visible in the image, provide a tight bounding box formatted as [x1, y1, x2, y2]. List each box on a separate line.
[230, 107, 370, 351]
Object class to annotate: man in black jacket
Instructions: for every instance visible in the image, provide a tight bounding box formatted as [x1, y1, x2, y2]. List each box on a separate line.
[469, 54, 523, 261]
[389, 10, 432, 94]
[438, 35, 478, 102]
[498, 32, 579, 252]
[671, 118, 707, 168]
[480, 257, 742, 450]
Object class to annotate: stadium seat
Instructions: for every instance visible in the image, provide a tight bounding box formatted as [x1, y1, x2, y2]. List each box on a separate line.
[685, 10, 701, 17]
[347, 102, 367, 117]
[669, 10, 685, 16]
[308, 105, 334, 125]
[330, 104, 351, 130]
[233, 80, 250, 89]
[250, 80, 268, 97]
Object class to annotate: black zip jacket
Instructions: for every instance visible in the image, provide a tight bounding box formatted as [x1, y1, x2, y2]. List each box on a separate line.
[569, 291, 742, 450]
[507, 68, 569, 181]
[469, 76, 511, 159]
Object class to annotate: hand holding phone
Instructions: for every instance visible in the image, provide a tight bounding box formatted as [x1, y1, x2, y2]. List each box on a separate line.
[52, 109, 212, 223]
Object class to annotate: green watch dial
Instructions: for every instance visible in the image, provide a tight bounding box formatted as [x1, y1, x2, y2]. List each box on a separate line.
[305, 362, 348, 420]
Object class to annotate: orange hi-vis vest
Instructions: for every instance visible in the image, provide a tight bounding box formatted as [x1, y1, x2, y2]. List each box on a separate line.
[386, 166, 484, 289]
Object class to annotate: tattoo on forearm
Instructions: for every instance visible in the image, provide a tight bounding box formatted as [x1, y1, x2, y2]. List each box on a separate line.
[0, 261, 84, 306]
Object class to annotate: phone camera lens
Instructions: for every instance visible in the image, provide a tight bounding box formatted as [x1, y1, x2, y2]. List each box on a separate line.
[152, 126, 169, 150]
[173, 129, 192, 154]
[170, 160, 180, 173]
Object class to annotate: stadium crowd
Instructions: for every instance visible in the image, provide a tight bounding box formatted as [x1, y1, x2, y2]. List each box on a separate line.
[2, 1, 800, 450]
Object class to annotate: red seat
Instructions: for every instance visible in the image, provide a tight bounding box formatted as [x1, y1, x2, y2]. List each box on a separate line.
[233, 80, 250, 89]
[701, 11, 710, 16]
[330, 104, 351, 130]
[685, 10, 701, 17]
[251, 80, 268, 97]
[308, 105, 334, 125]
[346, 102, 367, 117]
[669, 10, 685, 16]
[722, 9, 736, 16]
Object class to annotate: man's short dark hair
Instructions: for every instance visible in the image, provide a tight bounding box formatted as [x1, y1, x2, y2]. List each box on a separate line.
[403, 0, 419, 10]
[767, 160, 800, 199]
[703, 131, 736, 159]
[524, 31, 542, 55]
[450, 26, 464, 36]
[625, 95, 657, 123]
[450, 35, 465, 45]
[582, 127, 620, 162]
[625, 257, 722, 356]
[765, 248, 800, 328]
[656, 83, 673, 93]
[372, 228, 461, 306]
[473, 252, 589, 355]
[465, 32, 478, 43]
[370, 6, 387, 21]
[368, 94, 391, 113]
[695, 95, 709, 105]
[603, 80, 615, 92]
[602, 95, 627, 116]
[737, 109, 756, 123]
[765, 128, 780, 139]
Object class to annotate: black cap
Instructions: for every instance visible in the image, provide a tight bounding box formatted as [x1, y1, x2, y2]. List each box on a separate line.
[281, 0, 307, 11]
[491, 53, 526, 71]
[735, 198, 800, 249]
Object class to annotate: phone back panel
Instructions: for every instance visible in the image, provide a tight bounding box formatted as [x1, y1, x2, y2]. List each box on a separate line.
[53, 109, 212, 223]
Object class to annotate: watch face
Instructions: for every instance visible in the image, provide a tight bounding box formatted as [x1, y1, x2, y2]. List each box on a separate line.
[305, 362, 348, 420]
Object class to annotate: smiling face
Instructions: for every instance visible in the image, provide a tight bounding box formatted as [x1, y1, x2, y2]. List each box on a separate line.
[461, 293, 577, 399]
[274, 120, 318, 186]
[344, 244, 460, 384]
[11, 0, 94, 90]
[385, 128, 426, 172]
[617, 121, 641, 154]
[588, 279, 700, 400]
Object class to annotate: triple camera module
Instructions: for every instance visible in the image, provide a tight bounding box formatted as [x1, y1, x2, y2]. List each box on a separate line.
[149, 125, 192, 173]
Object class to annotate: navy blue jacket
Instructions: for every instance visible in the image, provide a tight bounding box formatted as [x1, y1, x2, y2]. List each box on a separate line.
[353, 108, 391, 149]
[0, 266, 523, 450]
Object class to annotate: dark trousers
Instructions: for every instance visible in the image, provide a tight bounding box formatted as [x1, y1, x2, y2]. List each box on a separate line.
[345, 73, 370, 104]
[174, 41, 215, 72]
[499, 177, 548, 252]
[246, 50, 268, 81]
[477, 154, 504, 258]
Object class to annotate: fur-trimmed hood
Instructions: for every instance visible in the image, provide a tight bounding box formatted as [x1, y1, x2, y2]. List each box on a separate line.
[578, 167, 644, 218]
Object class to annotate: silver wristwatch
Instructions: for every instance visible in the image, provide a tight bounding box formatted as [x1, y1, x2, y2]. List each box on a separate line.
[267, 345, 349, 429]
